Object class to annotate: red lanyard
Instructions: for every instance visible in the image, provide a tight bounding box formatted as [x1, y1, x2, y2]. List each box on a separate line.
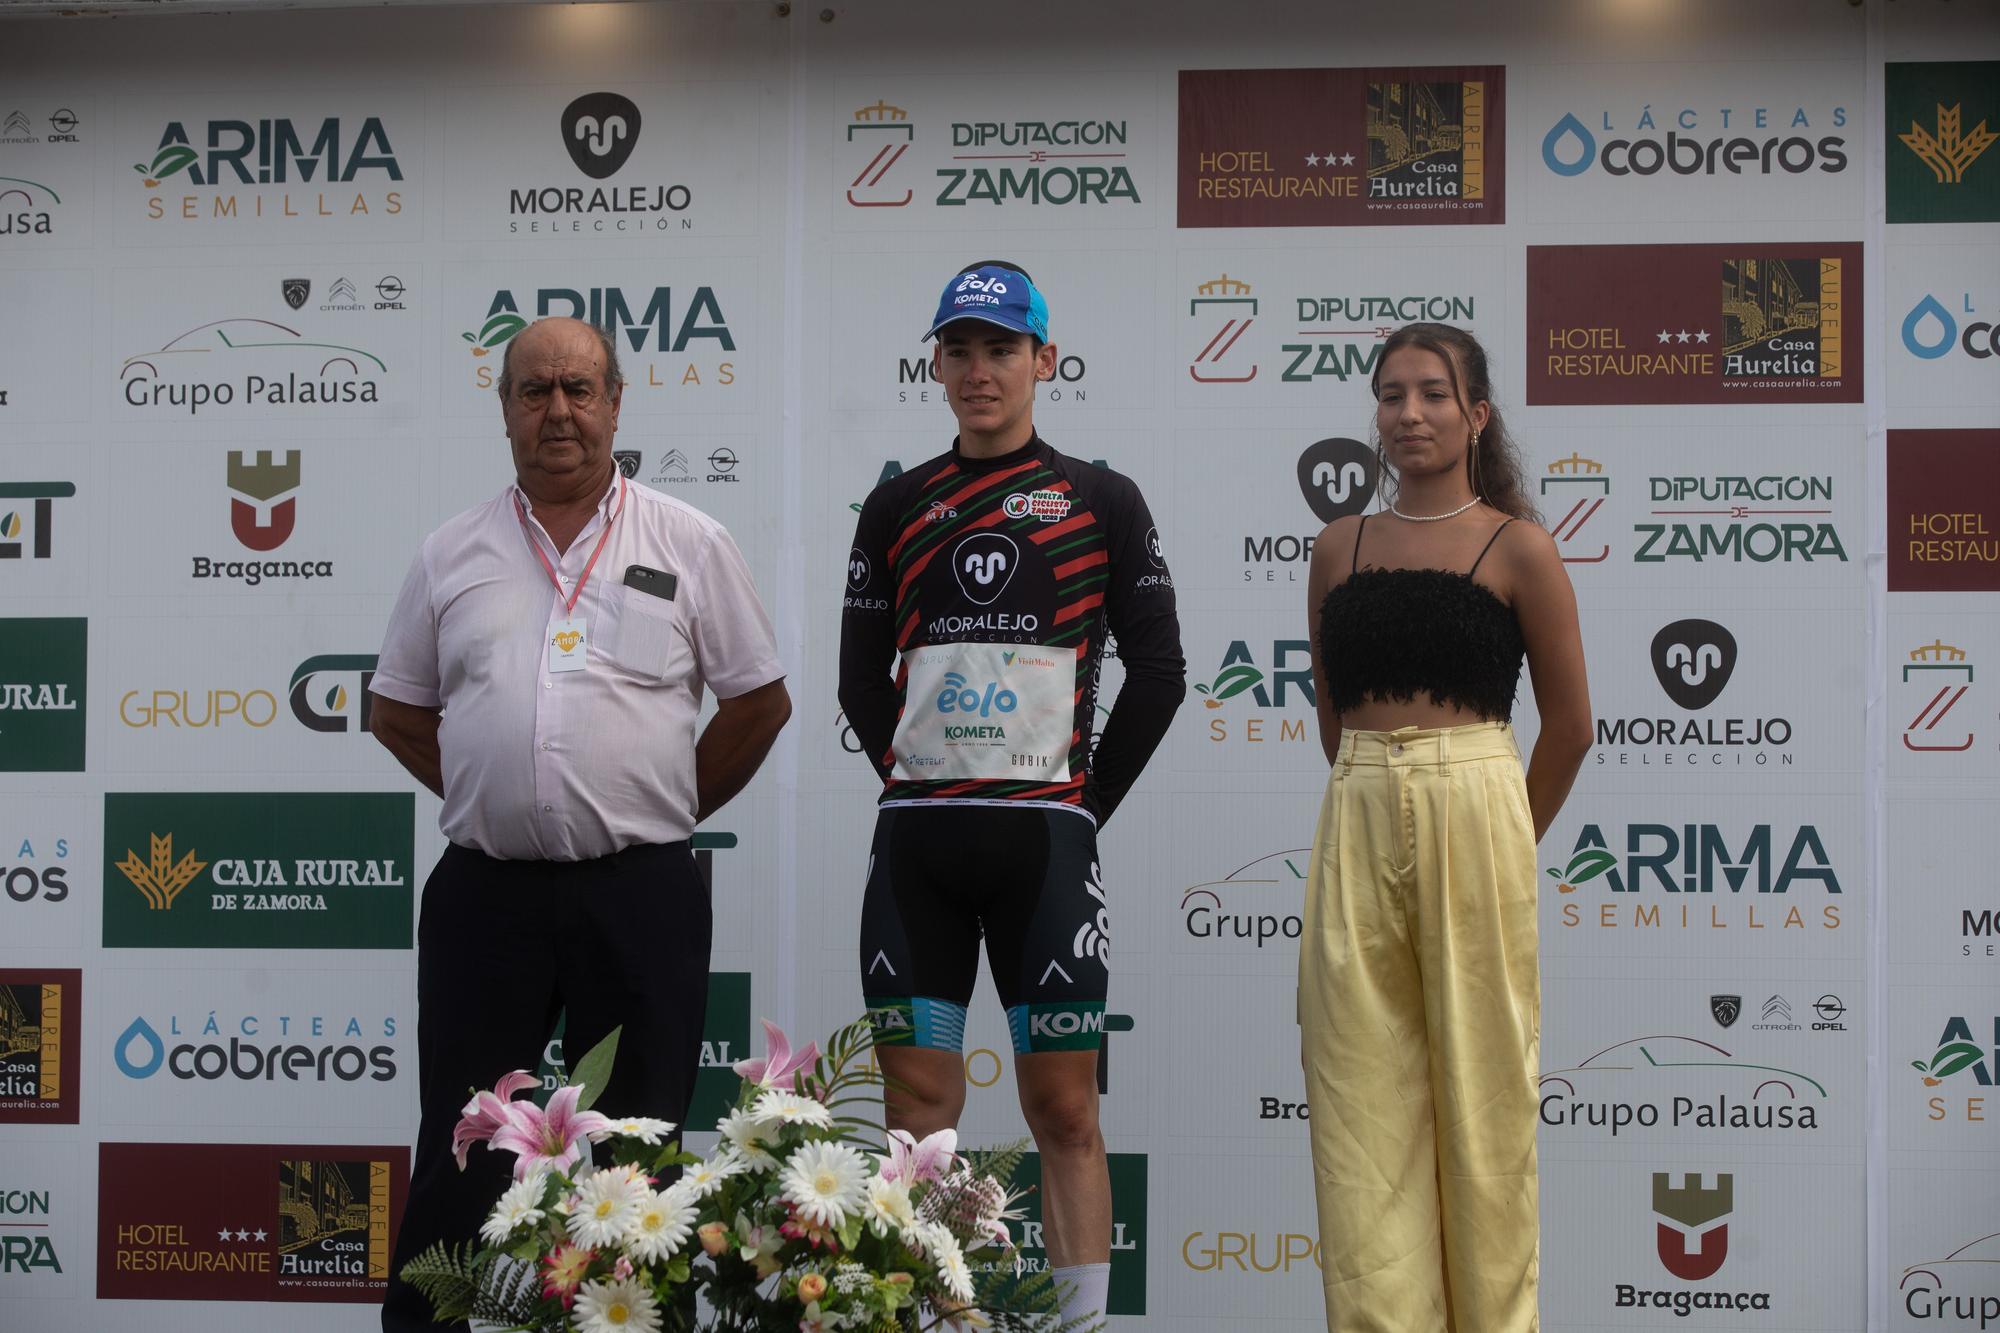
[514, 474, 626, 616]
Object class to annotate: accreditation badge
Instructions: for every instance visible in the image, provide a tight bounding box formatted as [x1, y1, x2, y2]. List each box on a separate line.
[548, 617, 588, 673]
[890, 642, 1076, 783]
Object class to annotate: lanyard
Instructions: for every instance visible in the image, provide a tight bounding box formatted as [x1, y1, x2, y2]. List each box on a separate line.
[514, 474, 627, 616]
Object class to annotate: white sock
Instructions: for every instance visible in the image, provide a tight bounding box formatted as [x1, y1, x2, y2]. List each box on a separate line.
[1051, 1262, 1111, 1327]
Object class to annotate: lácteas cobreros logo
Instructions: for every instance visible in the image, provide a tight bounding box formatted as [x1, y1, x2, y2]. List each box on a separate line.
[102, 792, 412, 950]
[132, 111, 404, 225]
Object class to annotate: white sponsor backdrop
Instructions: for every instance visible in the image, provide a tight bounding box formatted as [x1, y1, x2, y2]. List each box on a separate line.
[2, 0, 1997, 1328]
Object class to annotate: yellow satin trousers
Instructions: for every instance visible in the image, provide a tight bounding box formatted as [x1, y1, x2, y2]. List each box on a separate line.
[1299, 723, 1540, 1333]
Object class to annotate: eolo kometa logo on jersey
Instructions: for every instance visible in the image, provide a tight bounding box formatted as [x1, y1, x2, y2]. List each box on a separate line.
[1539, 453, 1846, 567]
[132, 114, 404, 224]
[840, 98, 1139, 209]
[462, 285, 735, 392]
[1546, 821, 1841, 933]
[0, 969, 80, 1124]
[1888, 62, 2000, 224]
[1616, 1172, 1773, 1316]
[1901, 638, 1974, 753]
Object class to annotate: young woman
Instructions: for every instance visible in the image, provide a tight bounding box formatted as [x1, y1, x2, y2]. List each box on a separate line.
[1300, 322, 1591, 1333]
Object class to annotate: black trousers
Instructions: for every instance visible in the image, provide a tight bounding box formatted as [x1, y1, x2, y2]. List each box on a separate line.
[381, 840, 711, 1332]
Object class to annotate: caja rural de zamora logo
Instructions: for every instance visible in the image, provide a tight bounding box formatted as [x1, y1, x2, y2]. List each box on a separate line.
[1888, 62, 2000, 223]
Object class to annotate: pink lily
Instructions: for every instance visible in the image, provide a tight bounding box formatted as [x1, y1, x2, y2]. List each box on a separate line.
[733, 1018, 820, 1091]
[880, 1127, 957, 1186]
[488, 1084, 613, 1181]
[451, 1070, 539, 1170]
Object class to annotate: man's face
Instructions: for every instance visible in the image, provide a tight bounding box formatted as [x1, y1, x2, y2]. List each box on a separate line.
[932, 323, 1057, 442]
[500, 319, 623, 487]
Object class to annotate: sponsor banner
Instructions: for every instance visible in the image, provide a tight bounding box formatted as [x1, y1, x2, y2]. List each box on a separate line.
[1891, 985, 2000, 1149]
[0, 97, 94, 249]
[987, 1151, 1148, 1317]
[104, 968, 410, 1127]
[1580, 608, 1863, 781]
[0, 268, 93, 423]
[1890, 246, 2000, 413]
[106, 440, 423, 597]
[0, 466, 86, 599]
[443, 83, 761, 241]
[0, 616, 87, 772]
[1172, 618, 1328, 776]
[831, 75, 1156, 229]
[1178, 66, 1506, 227]
[97, 616, 402, 772]
[533, 969, 751, 1132]
[1523, 63, 1858, 221]
[1157, 1153, 1318, 1320]
[1890, 1167, 2000, 1330]
[1172, 842, 1311, 973]
[102, 791, 413, 950]
[1541, 1161, 1863, 1328]
[1887, 792, 2000, 967]
[1173, 246, 1505, 409]
[113, 93, 420, 244]
[97, 1141, 408, 1302]
[1888, 618, 2000, 777]
[1526, 243, 1864, 404]
[0, 1141, 81, 1293]
[111, 262, 423, 421]
[1888, 429, 2000, 593]
[1172, 429, 1378, 593]
[1527, 425, 1863, 589]
[445, 257, 753, 418]
[1539, 975, 1860, 1147]
[0, 967, 81, 1125]
[1541, 793, 1861, 960]
[829, 248, 1149, 417]
[1886, 60, 2000, 224]
[2, 795, 93, 950]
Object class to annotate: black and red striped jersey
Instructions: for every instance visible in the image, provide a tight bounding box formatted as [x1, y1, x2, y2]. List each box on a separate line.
[838, 436, 1185, 823]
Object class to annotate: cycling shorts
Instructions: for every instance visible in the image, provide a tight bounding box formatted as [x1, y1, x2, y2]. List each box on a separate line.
[859, 804, 1108, 1055]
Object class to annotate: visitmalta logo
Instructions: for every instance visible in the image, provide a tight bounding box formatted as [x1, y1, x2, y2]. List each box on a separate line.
[0, 617, 86, 772]
[132, 112, 405, 226]
[102, 792, 412, 950]
[1180, 66, 1504, 227]
[1888, 429, 2000, 593]
[97, 1142, 407, 1303]
[1887, 62, 2000, 223]
[1901, 639, 1974, 753]
[1528, 243, 1863, 405]
[0, 969, 80, 1124]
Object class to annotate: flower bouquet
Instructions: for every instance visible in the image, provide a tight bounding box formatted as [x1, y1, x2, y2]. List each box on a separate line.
[400, 1018, 1090, 1332]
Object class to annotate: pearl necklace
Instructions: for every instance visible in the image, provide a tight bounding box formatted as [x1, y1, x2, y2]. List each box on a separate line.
[1388, 497, 1480, 522]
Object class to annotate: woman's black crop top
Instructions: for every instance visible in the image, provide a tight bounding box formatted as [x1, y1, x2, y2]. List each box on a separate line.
[1317, 515, 1527, 721]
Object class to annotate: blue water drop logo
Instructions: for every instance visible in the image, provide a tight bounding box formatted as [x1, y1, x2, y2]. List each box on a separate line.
[1901, 294, 1957, 360]
[114, 1016, 164, 1078]
[1542, 113, 1596, 176]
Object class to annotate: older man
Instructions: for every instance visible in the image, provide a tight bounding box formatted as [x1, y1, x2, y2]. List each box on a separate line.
[370, 316, 790, 1331]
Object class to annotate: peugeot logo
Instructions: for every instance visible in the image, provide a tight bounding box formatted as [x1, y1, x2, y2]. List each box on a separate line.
[562, 92, 643, 180]
[1296, 437, 1377, 523]
[1651, 619, 1737, 710]
[953, 532, 1019, 605]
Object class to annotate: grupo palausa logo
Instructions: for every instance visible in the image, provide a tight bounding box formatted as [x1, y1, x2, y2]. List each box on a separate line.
[844, 100, 914, 208]
[1888, 62, 2000, 222]
[1650, 619, 1737, 710]
[1902, 638, 1974, 753]
[1900, 1232, 2000, 1325]
[1539, 1033, 1828, 1136]
[1180, 849, 1307, 952]
[561, 92, 642, 180]
[1902, 291, 2000, 362]
[120, 319, 386, 416]
[1187, 274, 1259, 383]
[0, 176, 60, 237]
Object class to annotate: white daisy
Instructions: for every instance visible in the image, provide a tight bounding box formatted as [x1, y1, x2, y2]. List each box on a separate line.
[622, 1182, 698, 1264]
[478, 1174, 548, 1245]
[752, 1089, 834, 1131]
[566, 1163, 650, 1249]
[718, 1108, 782, 1171]
[680, 1150, 749, 1199]
[932, 1229, 974, 1304]
[605, 1116, 677, 1146]
[863, 1174, 915, 1238]
[779, 1140, 870, 1228]
[904, 1219, 955, 1259]
[573, 1274, 662, 1333]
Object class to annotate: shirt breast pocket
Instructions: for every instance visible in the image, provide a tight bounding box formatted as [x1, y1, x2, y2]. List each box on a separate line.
[599, 583, 681, 683]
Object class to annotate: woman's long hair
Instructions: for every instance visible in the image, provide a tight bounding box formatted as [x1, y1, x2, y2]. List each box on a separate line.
[1369, 322, 1538, 523]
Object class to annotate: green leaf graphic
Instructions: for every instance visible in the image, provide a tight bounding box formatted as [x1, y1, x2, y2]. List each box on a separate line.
[1928, 1041, 1987, 1081]
[1564, 848, 1618, 884]
[150, 144, 197, 181]
[475, 313, 527, 350]
[1200, 663, 1264, 702]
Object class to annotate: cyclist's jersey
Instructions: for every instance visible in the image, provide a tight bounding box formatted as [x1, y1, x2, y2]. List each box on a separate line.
[839, 435, 1183, 822]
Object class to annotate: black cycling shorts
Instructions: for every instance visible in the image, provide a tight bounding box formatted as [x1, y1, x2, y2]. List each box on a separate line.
[859, 804, 1108, 1054]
